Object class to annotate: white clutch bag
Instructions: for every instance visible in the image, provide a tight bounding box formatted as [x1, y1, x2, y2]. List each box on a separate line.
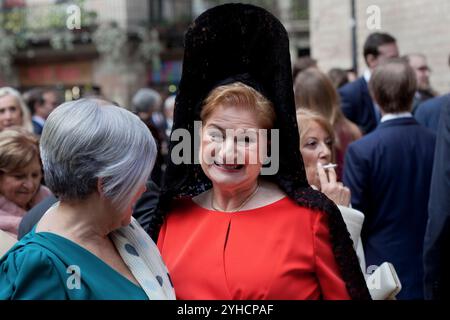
[366, 262, 402, 300]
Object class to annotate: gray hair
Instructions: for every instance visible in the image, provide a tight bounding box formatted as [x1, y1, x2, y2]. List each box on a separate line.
[40, 99, 157, 212]
[0, 87, 33, 132]
[163, 95, 176, 111]
[132, 88, 162, 113]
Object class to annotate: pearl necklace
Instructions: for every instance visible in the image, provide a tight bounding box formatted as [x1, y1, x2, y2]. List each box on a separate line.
[211, 184, 260, 212]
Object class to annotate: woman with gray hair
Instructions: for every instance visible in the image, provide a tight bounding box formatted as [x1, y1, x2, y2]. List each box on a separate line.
[0, 99, 175, 300]
[0, 87, 33, 132]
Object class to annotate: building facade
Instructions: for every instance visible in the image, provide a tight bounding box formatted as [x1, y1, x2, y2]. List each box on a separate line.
[1, 0, 309, 106]
[310, 0, 450, 94]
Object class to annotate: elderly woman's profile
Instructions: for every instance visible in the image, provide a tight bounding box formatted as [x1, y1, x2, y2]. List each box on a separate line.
[0, 99, 175, 300]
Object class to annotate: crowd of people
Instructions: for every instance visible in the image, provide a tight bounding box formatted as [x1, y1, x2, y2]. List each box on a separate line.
[0, 3, 449, 300]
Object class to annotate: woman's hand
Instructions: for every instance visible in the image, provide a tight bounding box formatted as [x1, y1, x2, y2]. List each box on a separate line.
[317, 163, 351, 207]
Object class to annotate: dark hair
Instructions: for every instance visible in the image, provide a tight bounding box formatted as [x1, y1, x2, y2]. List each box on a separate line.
[23, 88, 44, 114]
[23, 87, 57, 114]
[369, 58, 417, 113]
[327, 68, 350, 89]
[363, 32, 397, 63]
[292, 56, 317, 80]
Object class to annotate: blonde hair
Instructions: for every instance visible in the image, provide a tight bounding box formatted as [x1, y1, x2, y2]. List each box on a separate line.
[0, 127, 40, 174]
[296, 109, 335, 160]
[200, 82, 276, 129]
[294, 68, 343, 126]
[0, 87, 33, 132]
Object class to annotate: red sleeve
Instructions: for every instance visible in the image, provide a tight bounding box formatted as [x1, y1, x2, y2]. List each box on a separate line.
[157, 220, 167, 253]
[313, 211, 352, 300]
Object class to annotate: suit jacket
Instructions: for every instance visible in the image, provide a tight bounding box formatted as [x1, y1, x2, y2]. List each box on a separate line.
[31, 119, 44, 135]
[339, 77, 378, 134]
[412, 90, 435, 115]
[423, 98, 450, 299]
[344, 117, 436, 299]
[415, 94, 450, 133]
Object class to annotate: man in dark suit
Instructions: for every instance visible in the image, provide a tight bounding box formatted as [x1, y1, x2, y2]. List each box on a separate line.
[415, 54, 450, 133]
[404, 53, 436, 114]
[339, 32, 399, 134]
[23, 88, 59, 135]
[344, 59, 436, 299]
[415, 94, 450, 133]
[423, 97, 450, 300]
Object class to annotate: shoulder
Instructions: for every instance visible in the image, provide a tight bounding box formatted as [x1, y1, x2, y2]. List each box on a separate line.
[425, 94, 449, 108]
[339, 77, 365, 94]
[30, 186, 53, 206]
[416, 95, 448, 117]
[0, 194, 23, 214]
[1, 236, 60, 271]
[414, 122, 437, 138]
[275, 196, 329, 229]
[0, 239, 66, 299]
[347, 132, 376, 154]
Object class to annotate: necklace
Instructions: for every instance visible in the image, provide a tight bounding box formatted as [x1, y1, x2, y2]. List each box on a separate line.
[211, 184, 260, 212]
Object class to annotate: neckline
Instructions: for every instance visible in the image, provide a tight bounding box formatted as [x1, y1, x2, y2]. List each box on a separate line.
[30, 226, 145, 293]
[190, 195, 289, 214]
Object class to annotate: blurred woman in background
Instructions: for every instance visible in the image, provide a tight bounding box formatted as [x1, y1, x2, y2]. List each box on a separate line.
[296, 109, 365, 269]
[294, 68, 362, 178]
[0, 87, 33, 132]
[0, 128, 52, 239]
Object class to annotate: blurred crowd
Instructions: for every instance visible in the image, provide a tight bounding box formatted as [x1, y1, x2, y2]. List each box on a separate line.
[0, 28, 449, 300]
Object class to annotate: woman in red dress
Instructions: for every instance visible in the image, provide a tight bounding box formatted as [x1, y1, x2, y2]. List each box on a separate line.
[151, 3, 370, 300]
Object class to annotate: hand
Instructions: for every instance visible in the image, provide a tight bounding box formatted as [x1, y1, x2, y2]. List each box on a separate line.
[317, 163, 351, 207]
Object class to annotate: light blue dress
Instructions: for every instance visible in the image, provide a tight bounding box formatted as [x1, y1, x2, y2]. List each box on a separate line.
[0, 227, 148, 300]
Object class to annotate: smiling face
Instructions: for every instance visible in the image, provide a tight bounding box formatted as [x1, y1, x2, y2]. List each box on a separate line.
[299, 120, 333, 189]
[0, 156, 42, 209]
[200, 105, 266, 191]
[0, 94, 23, 131]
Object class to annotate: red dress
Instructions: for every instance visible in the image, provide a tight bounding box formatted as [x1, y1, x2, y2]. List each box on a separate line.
[157, 196, 351, 300]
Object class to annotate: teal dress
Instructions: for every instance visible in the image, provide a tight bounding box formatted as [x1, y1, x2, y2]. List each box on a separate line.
[0, 227, 148, 300]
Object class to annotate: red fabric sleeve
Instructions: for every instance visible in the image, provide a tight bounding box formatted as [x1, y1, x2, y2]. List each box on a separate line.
[313, 211, 352, 300]
[157, 220, 167, 253]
